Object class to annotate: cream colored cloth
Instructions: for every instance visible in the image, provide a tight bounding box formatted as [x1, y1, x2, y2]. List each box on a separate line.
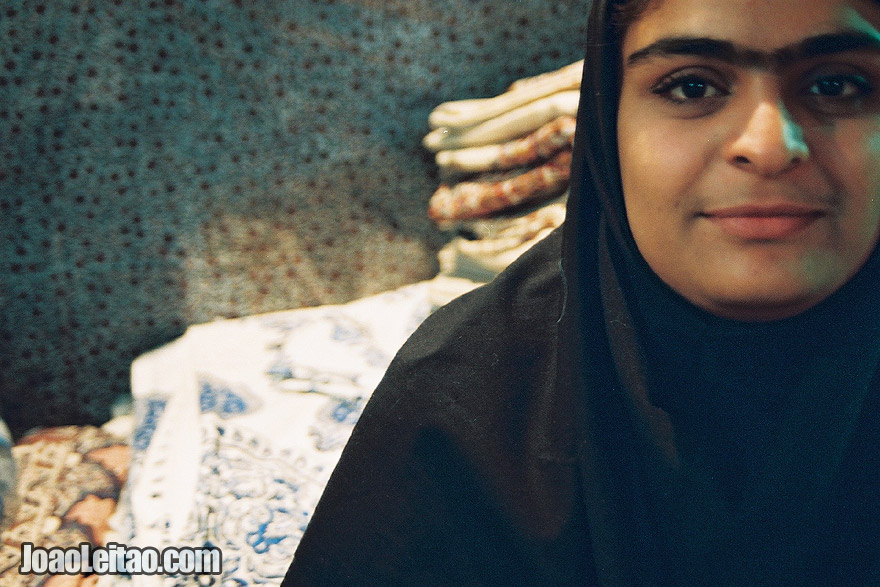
[437, 200, 566, 281]
[428, 60, 583, 129]
[453, 196, 567, 241]
[435, 116, 576, 174]
[506, 59, 584, 93]
[425, 274, 484, 308]
[423, 90, 580, 152]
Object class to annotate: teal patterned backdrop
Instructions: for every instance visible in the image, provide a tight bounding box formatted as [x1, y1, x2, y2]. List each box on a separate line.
[0, 0, 590, 436]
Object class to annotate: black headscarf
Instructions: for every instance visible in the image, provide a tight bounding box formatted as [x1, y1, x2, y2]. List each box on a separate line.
[565, 1, 880, 584]
[283, 1, 880, 585]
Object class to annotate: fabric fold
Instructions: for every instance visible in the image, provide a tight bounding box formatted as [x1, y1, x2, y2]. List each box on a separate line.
[428, 60, 583, 129]
[435, 116, 577, 174]
[423, 91, 580, 151]
[429, 150, 571, 222]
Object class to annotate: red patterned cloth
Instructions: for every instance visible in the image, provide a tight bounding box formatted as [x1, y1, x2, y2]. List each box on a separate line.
[0, 427, 130, 587]
[428, 150, 572, 222]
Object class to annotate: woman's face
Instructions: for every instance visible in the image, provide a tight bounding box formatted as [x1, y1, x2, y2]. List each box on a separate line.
[617, 0, 880, 320]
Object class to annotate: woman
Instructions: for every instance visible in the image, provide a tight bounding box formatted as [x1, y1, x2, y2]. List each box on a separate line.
[283, 0, 880, 584]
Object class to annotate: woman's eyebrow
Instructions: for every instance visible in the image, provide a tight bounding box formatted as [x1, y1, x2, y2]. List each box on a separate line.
[625, 31, 880, 69]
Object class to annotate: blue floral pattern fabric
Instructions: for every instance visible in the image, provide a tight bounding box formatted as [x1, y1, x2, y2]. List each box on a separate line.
[106, 282, 439, 587]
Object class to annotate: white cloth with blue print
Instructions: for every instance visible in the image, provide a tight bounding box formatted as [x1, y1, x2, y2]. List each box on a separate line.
[105, 281, 452, 587]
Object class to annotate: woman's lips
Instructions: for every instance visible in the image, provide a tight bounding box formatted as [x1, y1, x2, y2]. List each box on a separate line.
[701, 204, 825, 240]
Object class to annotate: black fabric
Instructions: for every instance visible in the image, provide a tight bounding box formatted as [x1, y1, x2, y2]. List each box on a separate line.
[283, 1, 880, 585]
[283, 230, 598, 586]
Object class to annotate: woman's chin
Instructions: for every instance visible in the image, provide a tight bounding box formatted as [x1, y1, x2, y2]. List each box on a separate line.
[657, 246, 860, 321]
[686, 276, 837, 321]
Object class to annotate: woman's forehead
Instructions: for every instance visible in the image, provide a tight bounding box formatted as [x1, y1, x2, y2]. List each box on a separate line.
[622, 0, 880, 58]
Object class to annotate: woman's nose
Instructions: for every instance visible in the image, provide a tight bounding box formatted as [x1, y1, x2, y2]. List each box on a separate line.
[724, 99, 810, 177]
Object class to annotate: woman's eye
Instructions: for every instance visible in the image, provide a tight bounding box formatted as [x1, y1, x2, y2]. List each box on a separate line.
[651, 74, 728, 103]
[799, 71, 877, 116]
[805, 74, 871, 99]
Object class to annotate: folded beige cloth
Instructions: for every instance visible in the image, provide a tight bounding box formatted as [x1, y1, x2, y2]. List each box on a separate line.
[423, 91, 580, 152]
[428, 60, 583, 129]
[437, 201, 566, 281]
[506, 60, 584, 93]
[426, 274, 485, 309]
[435, 116, 576, 174]
[454, 197, 567, 241]
[438, 235, 545, 282]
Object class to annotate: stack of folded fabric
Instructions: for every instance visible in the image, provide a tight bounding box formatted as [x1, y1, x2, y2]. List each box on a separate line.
[424, 61, 582, 286]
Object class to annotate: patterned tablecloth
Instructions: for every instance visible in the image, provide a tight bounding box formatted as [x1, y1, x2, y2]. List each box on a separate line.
[105, 281, 451, 587]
